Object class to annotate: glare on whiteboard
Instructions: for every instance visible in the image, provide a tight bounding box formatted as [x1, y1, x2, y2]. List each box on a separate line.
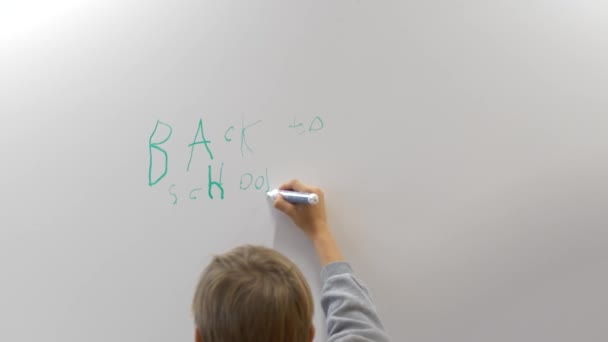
[0, 0, 92, 41]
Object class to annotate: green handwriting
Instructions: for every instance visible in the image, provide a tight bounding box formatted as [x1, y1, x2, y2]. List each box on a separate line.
[208, 163, 225, 200]
[187, 119, 214, 172]
[148, 120, 173, 186]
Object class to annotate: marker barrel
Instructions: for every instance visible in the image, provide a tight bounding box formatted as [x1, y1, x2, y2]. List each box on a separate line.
[267, 189, 319, 205]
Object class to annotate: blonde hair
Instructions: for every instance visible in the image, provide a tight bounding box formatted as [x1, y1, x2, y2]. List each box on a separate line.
[192, 245, 314, 342]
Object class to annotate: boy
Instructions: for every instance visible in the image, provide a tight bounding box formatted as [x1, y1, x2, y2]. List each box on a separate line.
[192, 180, 390, 342]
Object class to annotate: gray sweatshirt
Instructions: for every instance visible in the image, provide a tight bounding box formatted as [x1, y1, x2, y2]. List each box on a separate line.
[320, 262, 391, 342]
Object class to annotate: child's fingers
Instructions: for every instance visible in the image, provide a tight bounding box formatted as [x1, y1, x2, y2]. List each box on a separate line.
[273, 195, 296, 218]
[280, 179, 317, 194]
[279, 179, 304, 191]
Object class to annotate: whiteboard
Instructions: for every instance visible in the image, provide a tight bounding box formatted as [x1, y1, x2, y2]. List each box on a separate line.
[1, 1, 607, 341]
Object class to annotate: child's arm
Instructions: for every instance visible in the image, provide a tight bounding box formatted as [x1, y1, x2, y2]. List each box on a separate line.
[274, 180, 391, 341]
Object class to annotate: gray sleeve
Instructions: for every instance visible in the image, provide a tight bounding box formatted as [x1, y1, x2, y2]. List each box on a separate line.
[320, 262, 391, 342]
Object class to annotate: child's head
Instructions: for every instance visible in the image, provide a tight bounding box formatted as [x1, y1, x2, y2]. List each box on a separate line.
[192, 245, 315, 342]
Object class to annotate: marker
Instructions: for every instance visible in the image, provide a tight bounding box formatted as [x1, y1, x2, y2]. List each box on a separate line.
[267, 189, 319, 205]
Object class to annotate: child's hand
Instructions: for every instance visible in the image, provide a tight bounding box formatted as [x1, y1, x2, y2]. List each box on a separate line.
[274, 180, 343, 266]
[273, 180, 329, 240]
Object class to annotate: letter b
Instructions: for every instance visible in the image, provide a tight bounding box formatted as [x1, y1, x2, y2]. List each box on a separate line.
[148, 120, 173, 186]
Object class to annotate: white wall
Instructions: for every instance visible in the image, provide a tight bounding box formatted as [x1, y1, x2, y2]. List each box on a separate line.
[1, 1, 607, 341]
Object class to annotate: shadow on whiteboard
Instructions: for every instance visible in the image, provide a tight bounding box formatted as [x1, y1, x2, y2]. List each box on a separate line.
[270, 207, 327, 341]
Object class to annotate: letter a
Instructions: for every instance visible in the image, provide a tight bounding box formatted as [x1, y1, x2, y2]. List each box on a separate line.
[187, 119, 214, 172]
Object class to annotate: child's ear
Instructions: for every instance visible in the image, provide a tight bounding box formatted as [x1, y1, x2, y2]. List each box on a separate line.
[309, 325, 315, 342]
[195, 327, 202, 342]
